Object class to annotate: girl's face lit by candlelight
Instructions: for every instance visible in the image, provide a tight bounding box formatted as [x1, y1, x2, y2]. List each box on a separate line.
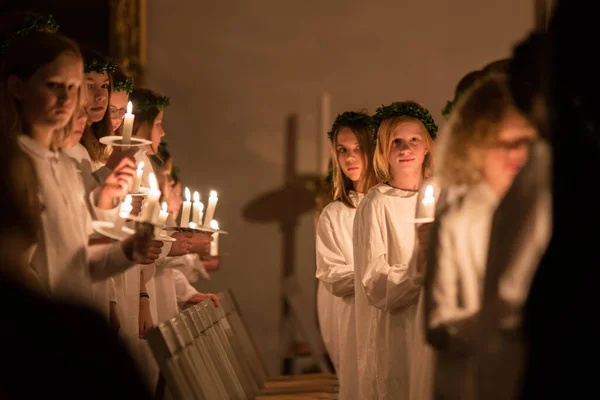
[85, 71, 109, 123]
[336, 128, 364, 183]
[135, 110, 165, 154]
[9, 52, 83, 134]
[109, 90, 129, 132]
[387, 120, 429, 179]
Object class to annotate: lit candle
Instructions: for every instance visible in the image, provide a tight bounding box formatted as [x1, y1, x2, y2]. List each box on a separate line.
[132, 161, 144, 193]
[188, 221, 197, 230]
[209, 219, 219, 256]
[121, 101, 135, 144]
[180, 187, 192, 228]
[141, 173, 161, 224]
[157, 201, 169, 227]
[203, 190, 218, 229]
[113, 195, 133, 233]
[420, 184, 435, 219]
[192, 191, 204, 225]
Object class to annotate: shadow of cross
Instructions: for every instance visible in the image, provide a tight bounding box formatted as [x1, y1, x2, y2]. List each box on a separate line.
[242, 113, 333, 375]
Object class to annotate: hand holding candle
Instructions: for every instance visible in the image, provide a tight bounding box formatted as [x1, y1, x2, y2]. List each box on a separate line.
[209, 219, 219, 256]
[122, 101, 134, 144]
[203, 190, 218, 228]
[180, 187, 192, 228]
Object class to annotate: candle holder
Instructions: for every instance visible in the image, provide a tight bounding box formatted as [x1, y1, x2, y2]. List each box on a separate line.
[99, 136, 152, 147]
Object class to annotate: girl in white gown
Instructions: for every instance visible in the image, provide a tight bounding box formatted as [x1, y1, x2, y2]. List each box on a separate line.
[315, 111, 377, 399]
[427, 74, 538, 400]
[2, 31, 154, 307]
[353, 101, 437, 399]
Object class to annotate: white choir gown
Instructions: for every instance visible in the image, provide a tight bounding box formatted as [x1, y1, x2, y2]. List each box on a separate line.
[64, 143, 119, 321]
[428, 182, 499, 400]
[18, 135, 134, 307]
[315, 192, 363, 399]
[353, 183, 422, 400]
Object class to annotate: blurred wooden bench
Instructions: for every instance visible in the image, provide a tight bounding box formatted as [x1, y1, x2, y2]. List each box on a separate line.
[147, 290, 338, 399]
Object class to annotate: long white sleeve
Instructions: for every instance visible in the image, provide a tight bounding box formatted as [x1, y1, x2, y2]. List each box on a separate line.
[315, 212, 354, 297]
[173, 269, 199, 302]
[87, 242, 134, 281]
[355, 199, 420, 311]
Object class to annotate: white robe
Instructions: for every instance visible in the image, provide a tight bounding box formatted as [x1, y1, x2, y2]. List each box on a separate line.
[173, 268, 199, 303]
[353, 183, 422, 400]
[65, 143, 118, 321]
[476, 141, 552, 400]
[315, 192, 362, 399]
[428, 182, 498, 400]
[18, 135, 133, 308]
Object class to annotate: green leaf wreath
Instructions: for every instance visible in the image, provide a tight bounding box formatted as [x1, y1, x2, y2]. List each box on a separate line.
[373, 101, 438, 140]
[327, 111, 377, 142]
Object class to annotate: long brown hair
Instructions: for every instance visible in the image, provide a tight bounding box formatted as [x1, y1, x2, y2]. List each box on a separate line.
[329, 111, 378, 208]
[0, 30, 83, 148]
[80, 47, 114, 163]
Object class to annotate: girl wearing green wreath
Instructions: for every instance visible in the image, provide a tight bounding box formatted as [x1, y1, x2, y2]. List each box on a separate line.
[352, 101, 436, 400]
[315, 111, 377, 399]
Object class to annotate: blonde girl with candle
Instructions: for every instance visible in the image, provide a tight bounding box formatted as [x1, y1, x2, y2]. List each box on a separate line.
[426, 74, 537, 400]
[315, 111, 377, 399]
[1, 30, 156, 307]
[352, 101, 436, 400]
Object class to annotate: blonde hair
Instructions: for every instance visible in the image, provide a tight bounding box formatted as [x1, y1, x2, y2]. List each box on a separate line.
[330, 114, 378, 208]
[373, 116, 435, 183]
[436, 74, 517, 187]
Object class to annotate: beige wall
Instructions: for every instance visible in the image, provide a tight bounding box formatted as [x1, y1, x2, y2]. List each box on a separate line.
[146, 0, 533, 374]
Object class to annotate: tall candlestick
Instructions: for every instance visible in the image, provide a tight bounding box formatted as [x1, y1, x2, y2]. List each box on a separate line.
[209, 220, 219, 256]
[180, 187, 192, 228]
[141, 173, 161, 224]
[132, 161, 144, 193]
[203, 190, 218, 229]
[192, 191, 204, 225]
[318, 92, 331, 175]
[122, 101, 135, 144]
[113, 195, 133, 233]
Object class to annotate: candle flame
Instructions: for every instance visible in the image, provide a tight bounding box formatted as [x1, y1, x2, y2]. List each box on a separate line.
[127, 101, 132, 114]
[162, 201, 168, 212]
[148, 172, 158, 190]
[119, 195, 133, 218]
[199, 202, 204, 212]
[209, 220, 219, 230]
[193, 191, 200, 203]
[185, 187, 191, 202]
[422, 185, 435, 206]
[210, 190, 218, 198]
[189, 221, 197, 229]
[137, 161, 144, 170]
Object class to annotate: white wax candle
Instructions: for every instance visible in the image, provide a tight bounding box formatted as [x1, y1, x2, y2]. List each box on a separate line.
[122, 101, 134, 144]
[113, 195, 133, 233]
[157, 201, 169, 227]
[192, 191, 204, 225]
[180, 187, 192, 228]
[420, 185, 435, 219]
[132, 161, 144, 193]
[203, 190, 218, 228]
[141, 173, 161, 224]
[209, 219, 219, 256]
